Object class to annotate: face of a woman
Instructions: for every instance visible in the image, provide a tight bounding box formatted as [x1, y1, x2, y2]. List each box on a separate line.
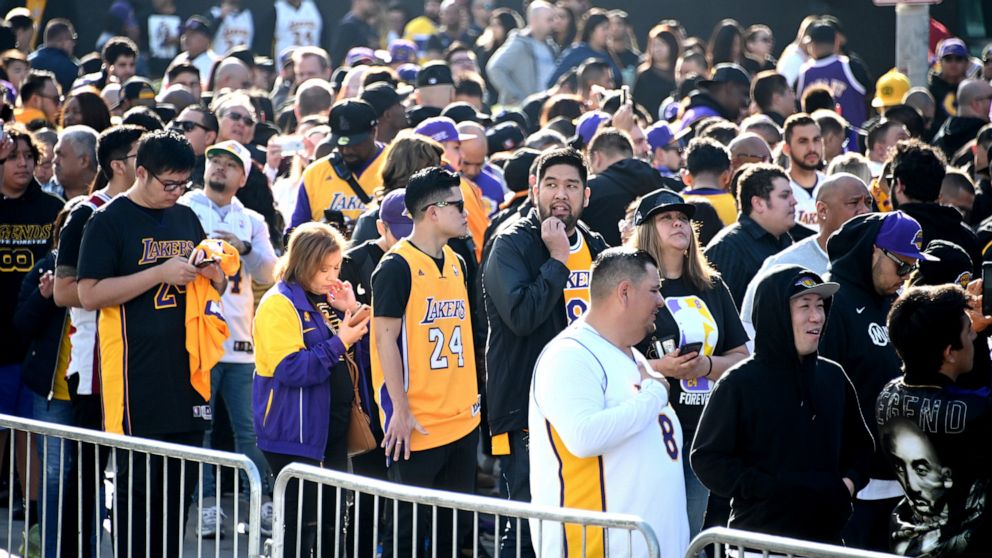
[307, 250, 342, 294]
[650, 37, 670, 69]
[490, 17, 506, 41]
[552, 8, 567, 34]
[590, 22, 609, 50]
[62, 97, 82, 127]
[654, 210, 691, 252]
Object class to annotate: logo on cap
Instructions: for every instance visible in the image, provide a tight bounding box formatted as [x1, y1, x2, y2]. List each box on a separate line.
[795, 276, 817, 289]
[913, 229, 923, 251]
[957, 271, 972, 288]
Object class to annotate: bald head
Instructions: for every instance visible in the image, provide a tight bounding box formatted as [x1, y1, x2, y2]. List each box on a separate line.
[457, 121, 487, 180]
[956, 79, 992, 120]
[527, 0, 554, 39]
[728, 132, 771, 171]
[815, 172, 872, 236]
[213, 58, 252, 92]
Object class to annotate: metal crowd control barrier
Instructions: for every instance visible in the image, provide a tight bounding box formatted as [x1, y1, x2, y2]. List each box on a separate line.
[269, 462, 660, 558]
[0, 414, 264, 557]
[685, 527, 900, 558]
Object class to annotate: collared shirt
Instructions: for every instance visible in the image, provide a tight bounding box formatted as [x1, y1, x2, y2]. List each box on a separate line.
[704, 213, 793, 307]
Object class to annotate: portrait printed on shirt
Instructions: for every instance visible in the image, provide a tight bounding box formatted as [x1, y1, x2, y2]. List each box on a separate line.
[651, 295, 719, 401]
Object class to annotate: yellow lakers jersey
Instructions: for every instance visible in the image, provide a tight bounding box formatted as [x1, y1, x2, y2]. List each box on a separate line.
[563, 233, 592, 325]
[370, 240, 480, 451]
[300, 147, 385, 222]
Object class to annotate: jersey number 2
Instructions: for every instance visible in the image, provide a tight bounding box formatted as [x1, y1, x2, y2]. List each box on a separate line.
[428, 326, 464, 369]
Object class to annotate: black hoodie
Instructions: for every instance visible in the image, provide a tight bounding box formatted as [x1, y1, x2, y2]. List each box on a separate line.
[691, 265, 873, 543]
[933, 115, 986, 161]
[582, 158, 672, 246]
[820, 213, 903, 481]
[899, 202, 982, 275]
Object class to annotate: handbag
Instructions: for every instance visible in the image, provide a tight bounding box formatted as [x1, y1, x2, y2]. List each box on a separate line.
[343, 350, 377, 457]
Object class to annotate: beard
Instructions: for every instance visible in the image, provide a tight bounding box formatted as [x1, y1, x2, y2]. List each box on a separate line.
[538, 203, 579, 230]
[791, 154, 822, 172]
[206, 179, 226, 193]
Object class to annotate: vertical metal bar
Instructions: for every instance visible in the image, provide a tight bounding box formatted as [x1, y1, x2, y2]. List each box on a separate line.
[581, 524, 587, 557]
[471, 511, 478, 558]
[533, 519, 540, 558]
[232, 465, 238, 558]
[95, 443, 102, 558]
[493, 514, 499, 558]
[77, 440, 83, 558]
[411, 502, 418, 558]
[163, 457, 169, 558]
[144, 452, 150, 558]
[178, 459, 185, 558]
[516, 517, 521, 558]
[392, 498, 398, 558]
[295, 478, 303, 557]
[196, 462, 203, 558]
[7, 431, 14, 558]
[627, 528, 632, 556]
[41, 433, 48, 558]
[353, 487, 361, 558]
[430, 505, 437, 558]
[333, 485, 342, 558]
[372, 494, 380, 558]
[215, 464, 221, 557]
[450, 505, 457, 558]
[24, 431, 32, 557]
[316, 481, 323, 558]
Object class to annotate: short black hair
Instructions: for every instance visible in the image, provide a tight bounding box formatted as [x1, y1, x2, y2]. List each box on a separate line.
[122, 106, 164, 131]
[589, 248, 658, 300]
[19, 69, 56, 104]
[866, 119, 901, 152]
[454, 73, 484, 99]
[135, 129, 195, 177]
[182, 104, 218, 133]
[888, 284, 970, 376]
[166, 62, 200, 82]
[587, 128, 633, 159]
[404, 166, 462, 220]
[7, 125, 40, 163]
[801, 85, 834, 114]
[890, 138, 946, 203]
[783, 113, 818, 144]
[697, 120, 739, 146]
[97, 124, 145, 179]
[751, 71, 788, 112]
[534, 147, 588, 186]
[43, 18, 74, 44]
[812, 109, 845, 137]
[577, 59, 611, 93]
[686, 137, 731, 176]
[884, 104, 925, 139]
[737, 162, 788, 215]
[102, 36, 138, 65]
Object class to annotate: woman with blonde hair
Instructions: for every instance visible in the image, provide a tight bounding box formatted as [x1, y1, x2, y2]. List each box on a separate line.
[350, 130, 444, 243]
[628, 188, 748, 539]
[252, 221, 370, 557]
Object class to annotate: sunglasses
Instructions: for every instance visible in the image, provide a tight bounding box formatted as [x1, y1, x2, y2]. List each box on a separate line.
[422, 199, 465, 212]
[942, 55, 967, 63]
[223, 111, 255, 127]
[172, 120, 214, 133]
[881, 248, 918, 277]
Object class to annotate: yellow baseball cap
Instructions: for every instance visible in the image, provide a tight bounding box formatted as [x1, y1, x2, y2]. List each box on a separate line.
[872, 69, 911, 109]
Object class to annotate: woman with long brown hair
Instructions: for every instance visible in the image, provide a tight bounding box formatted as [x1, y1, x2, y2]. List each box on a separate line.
[634, 24, 681, 119]
[627, 188, 749, 539]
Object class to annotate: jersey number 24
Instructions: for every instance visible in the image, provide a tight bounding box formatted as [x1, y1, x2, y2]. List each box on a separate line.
[428, 326, 464, 369]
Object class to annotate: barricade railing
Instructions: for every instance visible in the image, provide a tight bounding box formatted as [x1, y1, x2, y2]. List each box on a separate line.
[685, 527, 900, 558]
[269, 462, 660, 558]
[0, 413, 264, 557]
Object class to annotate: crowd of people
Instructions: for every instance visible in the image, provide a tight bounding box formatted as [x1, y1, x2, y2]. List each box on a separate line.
[3, 0, 992, 556]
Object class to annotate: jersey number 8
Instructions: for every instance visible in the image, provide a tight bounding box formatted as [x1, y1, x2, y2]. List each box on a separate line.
[428, 325, 464, 369]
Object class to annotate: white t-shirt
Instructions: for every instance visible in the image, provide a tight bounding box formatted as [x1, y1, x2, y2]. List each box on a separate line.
[212, 8, 255, 57]
[789, 170, 826, 232]
[274, 0, 322, 60]
[179, 190, 277, 364]
[529, 319, 690, 558]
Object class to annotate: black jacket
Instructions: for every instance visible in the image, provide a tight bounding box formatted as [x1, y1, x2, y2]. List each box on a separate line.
[820, 213, 903, 480]
[582, 158, 669, 247]
[13, 252, 69, 398]
[482, 209, 608, 435]
[691, 265, 874, 544]
[933, 115, 987, 161]
[899, 202, 982, 275]
[704, 214, 793, 307]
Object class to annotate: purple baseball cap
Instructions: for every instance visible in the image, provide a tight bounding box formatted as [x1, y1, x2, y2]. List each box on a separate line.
[389, 40, 418, 65]
[938, 38, 968, 59]
[875, 211, 939, 261]
[646, 121, 690, 151]
[346, 47, 377, 67]
[397, 63, 420, 84]
[379, 188, 413, 239]
[576, 111, 611, 145]
[414, 116, 476, 144]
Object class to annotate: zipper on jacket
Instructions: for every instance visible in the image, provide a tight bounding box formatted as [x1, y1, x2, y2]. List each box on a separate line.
[299, 388, 304, 444]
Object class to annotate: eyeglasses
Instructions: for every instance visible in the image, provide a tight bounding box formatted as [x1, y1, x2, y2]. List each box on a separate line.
[115, 153, 137, 162]
[943, 55, 967, 63]
[223, 111, 255, 127]
[422, 199, 465, 212]
[38, 92, 63, 104]
[172, 120, 214, 133]
[881, 248, 918, 277]
[735, 153, 771, 162]
[148, 170, 193, 192]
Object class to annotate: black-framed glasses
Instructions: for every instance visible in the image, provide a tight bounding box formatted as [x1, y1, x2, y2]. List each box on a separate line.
[172, 120, 214, 133]
[116, 153, 137, 162]
[38, 92, 63, 104]
[222, 111, 255, 127]
[881, 248, 918, 277]
[149, 170, 193, 192]
[422, 199, 465, 212]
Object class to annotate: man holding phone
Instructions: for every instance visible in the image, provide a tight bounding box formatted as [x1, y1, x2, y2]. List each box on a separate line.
[179, 139, 278, 536]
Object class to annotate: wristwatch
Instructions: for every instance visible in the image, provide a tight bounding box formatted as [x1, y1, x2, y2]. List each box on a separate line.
[241, 240, 252, 255]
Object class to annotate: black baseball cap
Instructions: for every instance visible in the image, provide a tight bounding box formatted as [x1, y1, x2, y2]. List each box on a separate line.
[700, 63, 751, 89]
[441, 102, 490, 124]
[486, 121, 525, 154]
[329, 100, 378, 146]
[494, 109, 530, 133]
[634, 188, 695, 225]
[807, 22, 836, 45]
[360, 82, 408, 117]
[789, 270, 840, 300]
[503, 147, 541, 193]
[416, 62, 453, 88]
[182, 15, 212, 36]
[115, 77, 157, 109]
[913, 240, 973, 287]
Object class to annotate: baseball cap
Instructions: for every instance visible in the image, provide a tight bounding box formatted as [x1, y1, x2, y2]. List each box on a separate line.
[115, 77, 156, 109]
[441, 102, 490, 124]
[938, 38, 968, 59]
[416, 62, 454, 87]
[346, 47, 376, 67]
[414, 116, 475, 143]
[634, 188, 695, 225]
[914, 240, 973, 287]
[872, 69, 911, 109]
[329, 100, 378, 146]
[646, 121, 691, 152]
[379, 188, 414, 238]
[389, 39, 418, 65]
[397, 63, 420, 84]
[5, 8, 32, 27]
[875, 210, 940, 261]
[493, 109, 530, 133]
[502, 147, 541, 193]
[182, 15, 212, 36]
[575, 111, 611, 145]
[807, 22, 836, 45]
[700, 63, 751, 89]
[206, 140, 252, 176]
[360, 82, 408, 117]
[789, 271, 840, 300]
[486, 121, 525, 154]
[278, 47, 296, 68]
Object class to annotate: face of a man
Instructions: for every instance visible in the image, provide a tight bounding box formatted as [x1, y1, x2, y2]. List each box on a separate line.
[459, 138, 486, 181]
[54, 138, 86, 188]
[818, 179, 872, 234]
[137, 165, 192, 209]
[171, 70, 202, 100]
[790, 293, 826, 356]
[628, 125, 650, 160]
[889, 426, 951, 517]
[339, 134, 377, 169]
[430, 186, 468, 238]
[871, 246, 917, 295]
[205, 153, 246, 194]
[37, 79, 61, 121]
[786, 123, 823, 171]
[3, 138, 35, 192]
[294, 55, 327, 84]
[174, 108, 216, 155]
[533, 163, 589, 232]
[940, 54, 968, 82]
[217, 105, 255, 145]
[35, 141, 54, 184]
[754, 177, 797, 236]
[628, 263, 664, 339]
[111, 55, 136, 82]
